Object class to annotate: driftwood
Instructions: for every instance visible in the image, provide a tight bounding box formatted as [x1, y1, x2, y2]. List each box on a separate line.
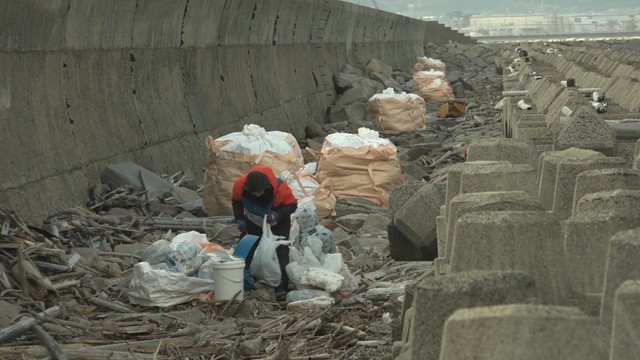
[0, 306, 61, 343]
[88, 297, 134, 313]
[31, 324, 68, 360]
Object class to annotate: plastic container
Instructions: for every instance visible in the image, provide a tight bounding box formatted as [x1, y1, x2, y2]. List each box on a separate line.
[211, 259, 245, 301]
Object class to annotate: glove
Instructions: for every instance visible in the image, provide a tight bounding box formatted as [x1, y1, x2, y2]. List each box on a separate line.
[266, 211, 279, 225]
[237, 219, 247, 232]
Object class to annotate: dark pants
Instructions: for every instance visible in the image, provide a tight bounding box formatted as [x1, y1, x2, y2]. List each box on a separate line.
[243, 218, 290, 293]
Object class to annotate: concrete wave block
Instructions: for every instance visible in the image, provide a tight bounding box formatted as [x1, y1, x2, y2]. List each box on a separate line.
[445, 191, 543, 261]
[601, 228, 640, 329]
[554, 105, 617, 155]
[443, 161, 509, 218]
[100, 161, 173, 197]
[451, 211, 569, 304]
[572, 168, 640, 214]
[610, 280, 640, 360]
[576, 189, 640, 214]
[392, 183, 445, 261]
[408, 271, 537, 360]
[466, 138, 537, 167]
[440, 305, 608, 360]
[537, 148, 604, 210]
[564, 211, 640, 297]
[459, 163, 538, 198]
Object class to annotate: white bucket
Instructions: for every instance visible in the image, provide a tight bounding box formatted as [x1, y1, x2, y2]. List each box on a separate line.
[211, 259, 245, 301]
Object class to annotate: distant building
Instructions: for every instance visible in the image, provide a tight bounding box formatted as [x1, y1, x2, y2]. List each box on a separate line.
[469, 13, 639, 36]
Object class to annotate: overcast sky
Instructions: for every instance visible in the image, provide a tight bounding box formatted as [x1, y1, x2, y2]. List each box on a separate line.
[343, 0, 640, 17]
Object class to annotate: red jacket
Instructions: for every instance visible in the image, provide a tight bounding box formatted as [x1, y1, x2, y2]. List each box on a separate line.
[232, 165, 297, 209]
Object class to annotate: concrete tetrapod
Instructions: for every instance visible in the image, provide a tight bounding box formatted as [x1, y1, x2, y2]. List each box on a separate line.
[439, 305, 608, 360]
[610, 280, 640, 360]
[564, 211, 640, 308]
[406, 271, 537, 360]
[576, 189, 640, 214]
[458, 163, 538, 199]
[571, 168, 640, 214]
[444, 191, 544, 262]
[443, 161, 509, 218]
[450, 211, 569, 304]
[465, 138, 537, 167]
[601, 228, 640, 330]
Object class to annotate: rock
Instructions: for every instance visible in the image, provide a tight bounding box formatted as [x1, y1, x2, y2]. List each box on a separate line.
[171, 187, 200, 203]
[333, 72, 363, 92]
[336, 86, 375, 105]
[392, 70, 413, 82]
[452, 82, 467, 98]
[370, 72, 403, 91]
[341, 63, 364, 76]
[322, 121, 350, 133]
[332, 227, 350, 243]
[239, 337, 265, 357]
[328, 103, 367, 123]
[446, 70, 462, 84]
[401, 163, 428, 181]
[100, 161, 173, 198]
[305, 123, 328, 139]
[336, 213, 369, 231]
[362, 213, 390, 232]
[366, 58, 393, 75]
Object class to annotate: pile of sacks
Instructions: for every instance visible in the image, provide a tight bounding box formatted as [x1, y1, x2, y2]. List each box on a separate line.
[202, 124, 336, 218]
[412, 57, 455, 102]
[203, 124, 405, 217]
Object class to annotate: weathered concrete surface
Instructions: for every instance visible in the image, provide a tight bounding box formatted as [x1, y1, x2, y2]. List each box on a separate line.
[407, 271, 537, 360]
[576, 190, 640, 214]
[601, 228, 640, 329]
[459, 163, 538, 198]
[564, 211, 640, 298]
[443, 161, 509, 218]
[610, 280, 640, 360]
[393, 183, 445, 261]
[0, 0, 472, 222]
[572, 168, 640, 215]
[451, 211, 569, 304]
[440, 305, 608, 360]
[554, 105, 617, 155]
[445, 191, 543, 261]
[465, 138, 537, 167]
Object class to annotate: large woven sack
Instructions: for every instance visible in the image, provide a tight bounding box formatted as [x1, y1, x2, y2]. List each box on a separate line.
[202, 125, 304, 215]
[281, 163, 336, 218]
[415, 78, 454, 102]
[413, 56, 446, 73]
[367, 88, 427, 135]
[316, 128, 404, 208]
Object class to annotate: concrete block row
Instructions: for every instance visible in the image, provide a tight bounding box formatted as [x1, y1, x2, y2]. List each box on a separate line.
[398, 136, 640, 360]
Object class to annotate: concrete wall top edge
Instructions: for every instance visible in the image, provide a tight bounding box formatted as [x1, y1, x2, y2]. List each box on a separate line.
[0, 0, 446, 52]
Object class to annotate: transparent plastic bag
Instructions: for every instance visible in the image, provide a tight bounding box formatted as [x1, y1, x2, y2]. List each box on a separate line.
[165, 242, 204, 275]
[141, 240, 172, 265]
[286, 289, 332, 303]
[322, 253, 359, 299]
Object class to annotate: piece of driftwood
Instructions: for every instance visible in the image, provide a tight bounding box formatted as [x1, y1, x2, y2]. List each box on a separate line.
[31, 324, 68, 360]
[88, 297, 133, 313]
[0, 306, 61, 343]
[0, 346, 159, 359]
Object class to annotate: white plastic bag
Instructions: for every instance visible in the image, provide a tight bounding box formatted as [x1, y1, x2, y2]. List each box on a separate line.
[250, 216, 291, 287]
[216, 124, 293, 155]
[322, 253, 359, 299]
[128, 262, 215, 307]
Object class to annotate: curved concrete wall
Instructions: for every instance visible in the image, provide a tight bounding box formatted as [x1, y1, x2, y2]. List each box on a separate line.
[0, 0, 472, 222]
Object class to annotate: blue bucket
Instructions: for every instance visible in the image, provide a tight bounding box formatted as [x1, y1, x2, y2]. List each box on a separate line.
[233, 234, 260, 260]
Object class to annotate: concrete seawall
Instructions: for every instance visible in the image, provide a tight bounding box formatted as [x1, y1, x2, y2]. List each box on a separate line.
[0, 0, 471, 222]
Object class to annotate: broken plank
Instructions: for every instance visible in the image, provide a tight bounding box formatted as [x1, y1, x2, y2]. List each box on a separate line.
[31, 324, 68, 360]
[0, 306, 61, 343]
[88, 297, 133, 313]
[0, 346, 159, 359]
